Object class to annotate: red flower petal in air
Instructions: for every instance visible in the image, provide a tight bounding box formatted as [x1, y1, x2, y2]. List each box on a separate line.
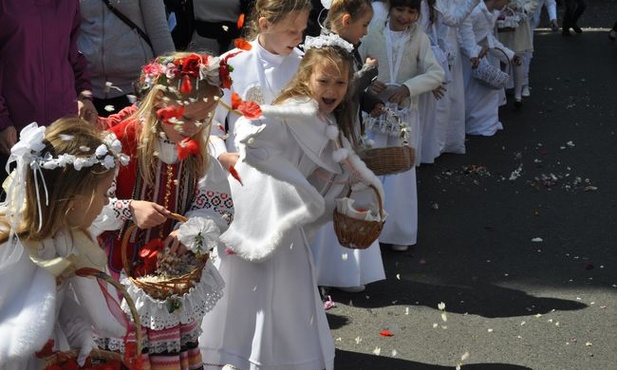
[229, 165, 243, 186]
[180, 75, 193, 94]
[237, 13, 245, 29]
[237, 100, 262, 120]
[231, 92, 242, 110]
[234, 38, 252, 51]
[157, 105, 185, 125]
[379, 330, 394, 337]
[177, 137, 200, 161]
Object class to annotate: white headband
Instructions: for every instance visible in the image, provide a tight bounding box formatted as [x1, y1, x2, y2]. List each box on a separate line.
[304, 34, 354, 53]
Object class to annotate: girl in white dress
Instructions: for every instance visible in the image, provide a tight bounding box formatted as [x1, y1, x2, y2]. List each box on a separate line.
[463, 0, 518, 136]
[418, 0, 481, 163]
[309, 0, 386, 293]
[0, 117, 128, 369]
[209, 0, 312, 172]
[360, 0, 445, 251]
[199, 37, 384, 370]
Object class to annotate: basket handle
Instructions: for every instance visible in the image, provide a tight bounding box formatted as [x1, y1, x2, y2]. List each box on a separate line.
[120, 212, 188, 277]
[491, 47, 512, 69]
[345, 183, 385, 222]
[74, 267, 142, 366]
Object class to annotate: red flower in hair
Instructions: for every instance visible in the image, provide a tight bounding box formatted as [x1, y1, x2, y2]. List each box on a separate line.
[177, 54, 203, 77]
[157, 105, 185, 125]
[177, 137, 200, 160]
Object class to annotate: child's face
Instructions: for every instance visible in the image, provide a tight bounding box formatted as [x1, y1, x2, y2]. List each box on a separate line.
[338, 9, 373, 45]
[68, 171, 114, 229]
[308, 62, 349, 114]
[389, 6, 420, 31]
[258, 10, 309, 56]
[161, 87, 222, 143]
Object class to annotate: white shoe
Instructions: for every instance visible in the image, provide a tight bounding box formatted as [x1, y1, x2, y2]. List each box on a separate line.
[522, 85, 531, 97]
[390, 244, 409, 252]
[338, 285, 366, 293]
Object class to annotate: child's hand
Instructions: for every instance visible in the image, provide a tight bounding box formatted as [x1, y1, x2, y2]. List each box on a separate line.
[369, 103, 385, 117]
[388, 85, 410, 105]
[218, 152, 240, 170]
[369, 80, 387, 95]
[365, 57, 378, 67]
[165, 229, 188, 256]
[432, 85, 447, 100]
[130, 200, 171, 229]
[512, 55, 522, 66]
[0, 126, 17, 155]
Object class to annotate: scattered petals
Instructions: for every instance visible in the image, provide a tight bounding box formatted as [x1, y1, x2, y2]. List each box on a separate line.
[237, 13, 245, 29]
[531, 237, 543, 242]
[177, 137, 200, 160]
[379, 330, 394, 337]
[323, 295, 335, 310]
[372, 347, 381, 356]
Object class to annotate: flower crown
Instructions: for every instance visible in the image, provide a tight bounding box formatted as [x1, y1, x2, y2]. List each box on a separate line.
[139, 53, 233, 98]
[303, 34, 354, 53]
[10, 123, 129, 172]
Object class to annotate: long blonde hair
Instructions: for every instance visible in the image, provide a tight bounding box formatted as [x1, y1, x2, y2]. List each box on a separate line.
[245, 0, 313, 40]
[273, 45, 359, 146]
[0, 117, 118, 243]
[130, 52, 223, 186]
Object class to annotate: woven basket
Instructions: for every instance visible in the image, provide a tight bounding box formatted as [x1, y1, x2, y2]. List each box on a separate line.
[359, 145, 415, 176]
[44, 268, 142, 370]
[121, 213, 208, 300]
[333, 185, 385, 249]
[472, 47, 511, 90]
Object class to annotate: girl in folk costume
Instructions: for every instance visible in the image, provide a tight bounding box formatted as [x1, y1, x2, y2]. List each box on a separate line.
[462, 0, 519, 136]
[209, 0, 312, 172]
[360, 0, 445, 252]
[418, 0, 481, 163]
[309, 0, 386, 294]
[496, 0, 538, 108]
[92, 52, 234, 370]
[199, 39, 385, 370]
[0, 117, 129, 369]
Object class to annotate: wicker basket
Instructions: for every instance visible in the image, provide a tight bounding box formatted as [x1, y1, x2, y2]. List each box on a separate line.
[333, 185, 385, 249]
[472, 47, 511, 90]
[121, 213, 209, 300]
[359, 145, 415, 176]
[44, 268, 142, 370]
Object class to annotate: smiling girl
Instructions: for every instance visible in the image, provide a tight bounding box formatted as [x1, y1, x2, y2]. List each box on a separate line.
[200, 37, 384, 370]
[360, 0, 445, 252]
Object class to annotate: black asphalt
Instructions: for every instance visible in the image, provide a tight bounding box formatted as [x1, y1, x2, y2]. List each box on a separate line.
[328, 2, 617, 369]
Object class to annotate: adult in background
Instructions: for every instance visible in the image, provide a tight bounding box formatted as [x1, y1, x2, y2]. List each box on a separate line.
[187, 0, 254, 55]
[78, 0, 175, 117]
[561, 0, 586, 36]
[0, 0, 97, 188]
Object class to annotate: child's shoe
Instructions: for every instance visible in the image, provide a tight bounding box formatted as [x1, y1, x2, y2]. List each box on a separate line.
[390, 244, 409, 252]
[522, 85, 530, 97]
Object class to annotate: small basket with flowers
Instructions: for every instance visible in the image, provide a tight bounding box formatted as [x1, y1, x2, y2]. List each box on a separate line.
[359, 105, 415, 176]
[120, 213, 224, 321]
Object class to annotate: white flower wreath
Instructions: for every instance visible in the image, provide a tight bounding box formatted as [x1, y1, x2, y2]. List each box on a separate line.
[304, 34, 354, 53]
